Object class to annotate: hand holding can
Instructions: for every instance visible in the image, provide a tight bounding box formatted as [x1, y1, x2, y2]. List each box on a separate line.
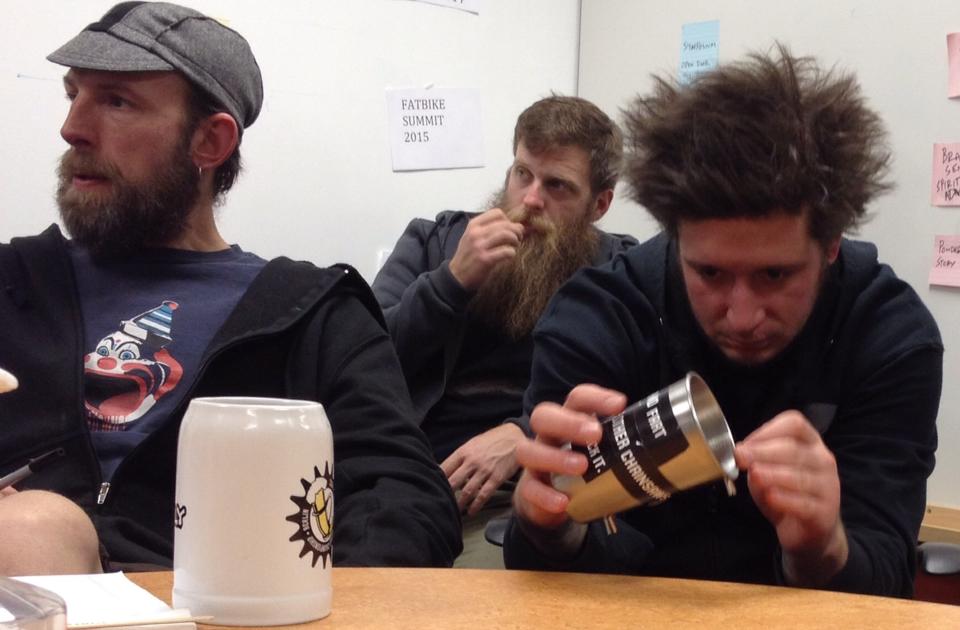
[552, 373, 738, 523]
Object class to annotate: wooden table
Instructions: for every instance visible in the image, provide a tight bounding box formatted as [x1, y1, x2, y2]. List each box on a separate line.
[130, 568, 960, 629]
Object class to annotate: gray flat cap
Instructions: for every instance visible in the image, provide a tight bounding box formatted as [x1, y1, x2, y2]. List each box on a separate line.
[47, 1, 263, 131]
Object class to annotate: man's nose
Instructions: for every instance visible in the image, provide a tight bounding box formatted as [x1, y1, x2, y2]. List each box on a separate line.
[725, 281, 765, 333]
[60, 97, 95, 148]
[522, 180, 545, 210]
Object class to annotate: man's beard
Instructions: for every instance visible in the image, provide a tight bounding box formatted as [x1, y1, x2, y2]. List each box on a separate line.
[56, 134, 200, 259]
[467, 192, 600, 340]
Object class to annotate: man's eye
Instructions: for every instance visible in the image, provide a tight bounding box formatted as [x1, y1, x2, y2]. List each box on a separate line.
[763, 269, 788, 281]
[107, 95, 129, 108]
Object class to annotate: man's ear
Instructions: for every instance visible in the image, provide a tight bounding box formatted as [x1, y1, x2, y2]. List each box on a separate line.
[590, 189, 614, 222]
[825, 236, 842, 264]
[191, 112, 239, 171]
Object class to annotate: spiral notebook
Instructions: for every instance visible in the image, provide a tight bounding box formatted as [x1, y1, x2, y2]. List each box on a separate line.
[12, 573, 199, 630]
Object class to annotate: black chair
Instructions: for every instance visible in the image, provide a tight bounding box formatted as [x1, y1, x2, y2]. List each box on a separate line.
[916, 542, 960, 605]
[484, 514, 511, 546]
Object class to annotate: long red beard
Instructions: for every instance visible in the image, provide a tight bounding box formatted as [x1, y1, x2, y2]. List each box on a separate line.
[467, 210, 599, 339]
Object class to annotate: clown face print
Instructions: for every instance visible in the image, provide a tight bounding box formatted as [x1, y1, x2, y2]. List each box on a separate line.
[84, 300, 183, 430]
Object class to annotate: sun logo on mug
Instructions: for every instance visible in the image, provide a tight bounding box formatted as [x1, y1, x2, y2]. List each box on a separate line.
[286, 463, 334, 568]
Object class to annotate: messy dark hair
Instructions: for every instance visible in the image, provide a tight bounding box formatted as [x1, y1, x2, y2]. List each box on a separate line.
[623, 43, 892, 247]
[514, 95, 622, 193]
[184, 84, 243, 199]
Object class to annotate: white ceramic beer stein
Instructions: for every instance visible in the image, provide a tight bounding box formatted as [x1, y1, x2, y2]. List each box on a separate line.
[172, 397, 333, 625]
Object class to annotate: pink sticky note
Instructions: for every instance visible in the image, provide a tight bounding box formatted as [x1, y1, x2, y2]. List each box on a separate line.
[929, 235, 960, 288]
[931, 143, 960, 206]
[949, 33, 960, 98]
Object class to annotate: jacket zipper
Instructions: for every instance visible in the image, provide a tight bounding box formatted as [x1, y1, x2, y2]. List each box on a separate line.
[97, 482, 111, 505]
[60, 237, 109, 512]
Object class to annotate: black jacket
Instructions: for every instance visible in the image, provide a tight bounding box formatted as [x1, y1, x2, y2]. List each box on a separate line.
[0, 226, 461, 567]
[372, 210, 638, 424]
[505, 233, 942, 597]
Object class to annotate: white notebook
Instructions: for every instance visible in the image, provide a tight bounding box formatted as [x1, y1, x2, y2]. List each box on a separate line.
[12, 573, 197, 630]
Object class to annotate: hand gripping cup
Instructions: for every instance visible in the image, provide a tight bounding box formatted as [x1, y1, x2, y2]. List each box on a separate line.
[553, 373, 738, 523]
[173, 397, 333, 626]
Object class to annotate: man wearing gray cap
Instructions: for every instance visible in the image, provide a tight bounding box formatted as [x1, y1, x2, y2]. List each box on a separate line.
[0, 1, 460, 575]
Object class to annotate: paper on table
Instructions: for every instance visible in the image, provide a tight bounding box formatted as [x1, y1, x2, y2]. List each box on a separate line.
[12, 573, 196, 630]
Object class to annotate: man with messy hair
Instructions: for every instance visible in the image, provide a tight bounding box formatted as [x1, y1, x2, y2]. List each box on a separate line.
[504, 45, 942, 596]
[373, 96, 635, 564]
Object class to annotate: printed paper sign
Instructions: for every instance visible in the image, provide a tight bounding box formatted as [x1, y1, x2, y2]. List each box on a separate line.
[680, 20, 719, 84]
[401, 0, 480, 15]
[929, 235, 960, 287]
[931, 143, 960, 206]
[386, 87, 484, 171]
[948, 33, 960, 98]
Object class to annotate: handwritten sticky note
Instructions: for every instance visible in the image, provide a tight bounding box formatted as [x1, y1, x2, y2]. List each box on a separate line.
[948, 33, 960, 98]
[386, 87, 484, 171]
[402, 0, 481, 14]
[929, 235, 960, 287]
[680, 20, 719, 84]
[931, 143, 960, 206]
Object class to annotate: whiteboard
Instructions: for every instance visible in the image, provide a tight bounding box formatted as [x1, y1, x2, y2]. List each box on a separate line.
[0, 0, 579, 281]
[581, 0, 960, 507]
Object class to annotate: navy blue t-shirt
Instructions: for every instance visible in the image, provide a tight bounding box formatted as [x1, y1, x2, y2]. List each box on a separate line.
[69, 243, 267, 479]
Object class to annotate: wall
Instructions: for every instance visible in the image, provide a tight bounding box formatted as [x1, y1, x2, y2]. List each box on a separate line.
[581, 0, 959, 506]
[0, 0, 580, 281]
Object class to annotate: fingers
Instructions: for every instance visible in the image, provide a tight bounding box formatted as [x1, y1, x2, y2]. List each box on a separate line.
[470, 208, 525, 244]
[528, 384, 625, 447]
[466, 475, 501, 517]
[736, 411, 838, 498]
[455, 486, 474, 513]
[456, 464, 507, 515]
[440, 450, 463, 479]
[447, 454, 481, 511]
[737, 410, 842, 554]
[740, 410, 820, 447]
[513, 470, 574, 529]
[513, 385, 627, 529]
[515, 439, 589, 477]
[449, 209, 525, 289]
[564, 383, 628, 416]
[746, 460, 835, 500]
[0, 367, 17, 394]
[737, 437, 836, 472]
[737, 410, 826, 469]
[751, 480, 822, 521]
[529, 403, 600, 447]
[511, 437, 589, 527]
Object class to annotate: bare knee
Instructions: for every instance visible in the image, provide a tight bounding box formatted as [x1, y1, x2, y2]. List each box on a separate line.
[0, 490, 101, 575]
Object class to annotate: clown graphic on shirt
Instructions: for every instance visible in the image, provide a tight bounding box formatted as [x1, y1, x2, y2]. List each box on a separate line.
[83, 300, 183, 431]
